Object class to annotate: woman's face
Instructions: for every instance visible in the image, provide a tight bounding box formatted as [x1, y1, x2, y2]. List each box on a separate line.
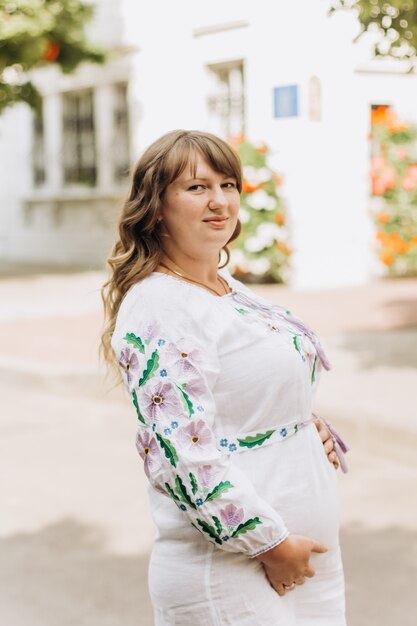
[159, 154, 240, 261]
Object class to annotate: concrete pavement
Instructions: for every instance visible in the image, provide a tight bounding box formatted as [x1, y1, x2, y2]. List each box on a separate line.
[1, 271, 416, 625]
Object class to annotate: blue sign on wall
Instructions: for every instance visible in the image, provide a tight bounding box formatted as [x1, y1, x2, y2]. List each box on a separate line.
[273, 85, 299, 118]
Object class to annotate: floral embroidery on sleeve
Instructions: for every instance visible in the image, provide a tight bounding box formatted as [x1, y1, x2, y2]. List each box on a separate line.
[117, 327, 277, 551]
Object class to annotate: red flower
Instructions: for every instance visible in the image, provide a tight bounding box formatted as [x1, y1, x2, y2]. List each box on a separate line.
[42, 41, 60, 62]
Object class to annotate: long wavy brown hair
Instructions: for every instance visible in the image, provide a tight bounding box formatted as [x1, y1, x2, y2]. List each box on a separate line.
[101, 129, 243, 368]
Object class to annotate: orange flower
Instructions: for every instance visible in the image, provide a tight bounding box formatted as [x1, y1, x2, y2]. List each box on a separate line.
[42, 41, 60, 62]
[396, 241, 410, 255]
[275, 241, 292, 255]
[255, 143, 268, 154]
[229, 134, 245, 145]
[370, 157, 396, 195]
[242, 180, 261, 193]
[376, 230, 388, 243]
[371, 105, 390, 126]
[411, 235, 417, 246]
[274, 213, 285, 226]
[380, 252, 394, 266]
[274, 175, 283, 186]
[376, 213, 389, 224]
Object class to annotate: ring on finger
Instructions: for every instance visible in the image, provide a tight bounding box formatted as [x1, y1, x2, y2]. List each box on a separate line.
[283, 582, 296, 591]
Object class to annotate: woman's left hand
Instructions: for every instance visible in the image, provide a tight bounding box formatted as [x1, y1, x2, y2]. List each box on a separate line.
[314, 418, 339, 469]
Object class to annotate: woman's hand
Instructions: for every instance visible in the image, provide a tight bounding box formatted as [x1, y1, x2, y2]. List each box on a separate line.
[257, 535, 328, 596]
[314, 417, 339, 469]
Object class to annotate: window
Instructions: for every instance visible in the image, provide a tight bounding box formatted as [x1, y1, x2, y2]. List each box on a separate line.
[62, 90, 97, 186]
[112, 83, 130, 183]
[33, 111, 46, 186]
[206, 59, 245, 139]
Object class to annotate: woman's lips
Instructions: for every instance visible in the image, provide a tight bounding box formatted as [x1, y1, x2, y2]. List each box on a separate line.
[203, 217, 228, 228]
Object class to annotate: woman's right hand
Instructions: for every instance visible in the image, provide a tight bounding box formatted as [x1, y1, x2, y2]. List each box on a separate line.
[256, 534, 328, 596]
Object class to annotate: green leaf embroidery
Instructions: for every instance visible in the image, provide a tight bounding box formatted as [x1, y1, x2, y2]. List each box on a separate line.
[294, 423, 299, 434]
[139, 350, 159, 386]
[165, 482, 179, 501]
[175, 476, 197, 509]
[123, 332, 145, 353]
[231, 517, 263, 539]
[196, 519, 222, 545]
[189, 472, 198, 495]
[235, 307, 249, 315]
[212, 515, 223, 536]
[176, 384, 195, 416]
[204, 480, 234, 502]
[131, 389, 146, 424]
[155, 432, 178, 467]
[237, 430, 275, 449]
[292, 334, 301, 354]
[311, 354, 317, 384]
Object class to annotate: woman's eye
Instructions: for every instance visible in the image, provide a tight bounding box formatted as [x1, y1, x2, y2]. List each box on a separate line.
[188, 184, 204, 191]
[223, 181, 236, 189]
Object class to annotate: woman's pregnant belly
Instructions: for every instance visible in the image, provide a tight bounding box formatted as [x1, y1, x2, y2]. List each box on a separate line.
[233, 422, 341, 549]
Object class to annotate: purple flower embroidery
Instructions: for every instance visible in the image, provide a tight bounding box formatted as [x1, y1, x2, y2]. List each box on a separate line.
[141, 320, 160, 344]
[220, 504, 244, 529]
[165, 340, 201, 378]
[139, 380, 183, 422]
[182, 377, 206, 399]
[197, 464, 220, 489]
[136, 431, 161, 478]
[177, 419, 212, 456]
[119, 347, 139, 386]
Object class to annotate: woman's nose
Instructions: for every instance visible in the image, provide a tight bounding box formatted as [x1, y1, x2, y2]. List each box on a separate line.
[208, 186, 228, 209]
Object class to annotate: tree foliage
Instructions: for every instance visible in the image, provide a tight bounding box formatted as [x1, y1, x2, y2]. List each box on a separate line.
[329, 0, 417, 63]
[0, 0, 105, 112]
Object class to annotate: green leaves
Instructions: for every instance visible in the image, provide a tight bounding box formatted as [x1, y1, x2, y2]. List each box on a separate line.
[292, 334, 301, 354]
[189, 472, 198, 495]
[196, 519, 222, 545]
[0, 0, 105, 113]
[237, 430, 275, 449]
[164, 482, 179, 501]
[174, 475, 196, 510]
[231, 517, 262, 539]
[204, 481, 234, 502]
[131, 389, 146, 424]
[176, 384, 195, 416]
[212, 515, 223, 536]
[156, 433, 178, 468]
[329, 1, 417, 63]
[139, 350, 159, 386]
[311, 354, 317, 384]
[124, 332, 145, 353]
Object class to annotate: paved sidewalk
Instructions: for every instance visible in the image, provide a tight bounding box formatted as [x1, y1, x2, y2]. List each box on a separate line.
[1, 271, 416, 626]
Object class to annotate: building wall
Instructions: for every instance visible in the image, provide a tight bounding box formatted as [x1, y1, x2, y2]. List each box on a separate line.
[1, 0, 417, 285]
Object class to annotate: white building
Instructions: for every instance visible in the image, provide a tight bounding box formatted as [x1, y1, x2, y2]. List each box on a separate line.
[1, 0, 417, 288]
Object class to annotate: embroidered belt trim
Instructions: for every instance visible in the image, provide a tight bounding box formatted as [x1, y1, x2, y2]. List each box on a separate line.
[216, 417, 314, 455]
[216, 415, 350, 473]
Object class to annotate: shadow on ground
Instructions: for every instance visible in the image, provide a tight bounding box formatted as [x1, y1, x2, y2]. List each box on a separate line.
[341, 524, 417, 626]
[1, 519, 417, 625]
[340, 328, 417, 370]
[0, 519, 154, 626]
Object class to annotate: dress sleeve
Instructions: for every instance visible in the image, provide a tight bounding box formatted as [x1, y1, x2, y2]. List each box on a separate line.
[112, 298, 289, 557]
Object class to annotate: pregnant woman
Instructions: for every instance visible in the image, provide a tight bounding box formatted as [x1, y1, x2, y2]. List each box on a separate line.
[101, 129, 348, 625]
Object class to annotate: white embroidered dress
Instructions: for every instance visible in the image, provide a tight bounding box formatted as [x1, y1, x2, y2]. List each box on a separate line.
[111, 270, 346, 626]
